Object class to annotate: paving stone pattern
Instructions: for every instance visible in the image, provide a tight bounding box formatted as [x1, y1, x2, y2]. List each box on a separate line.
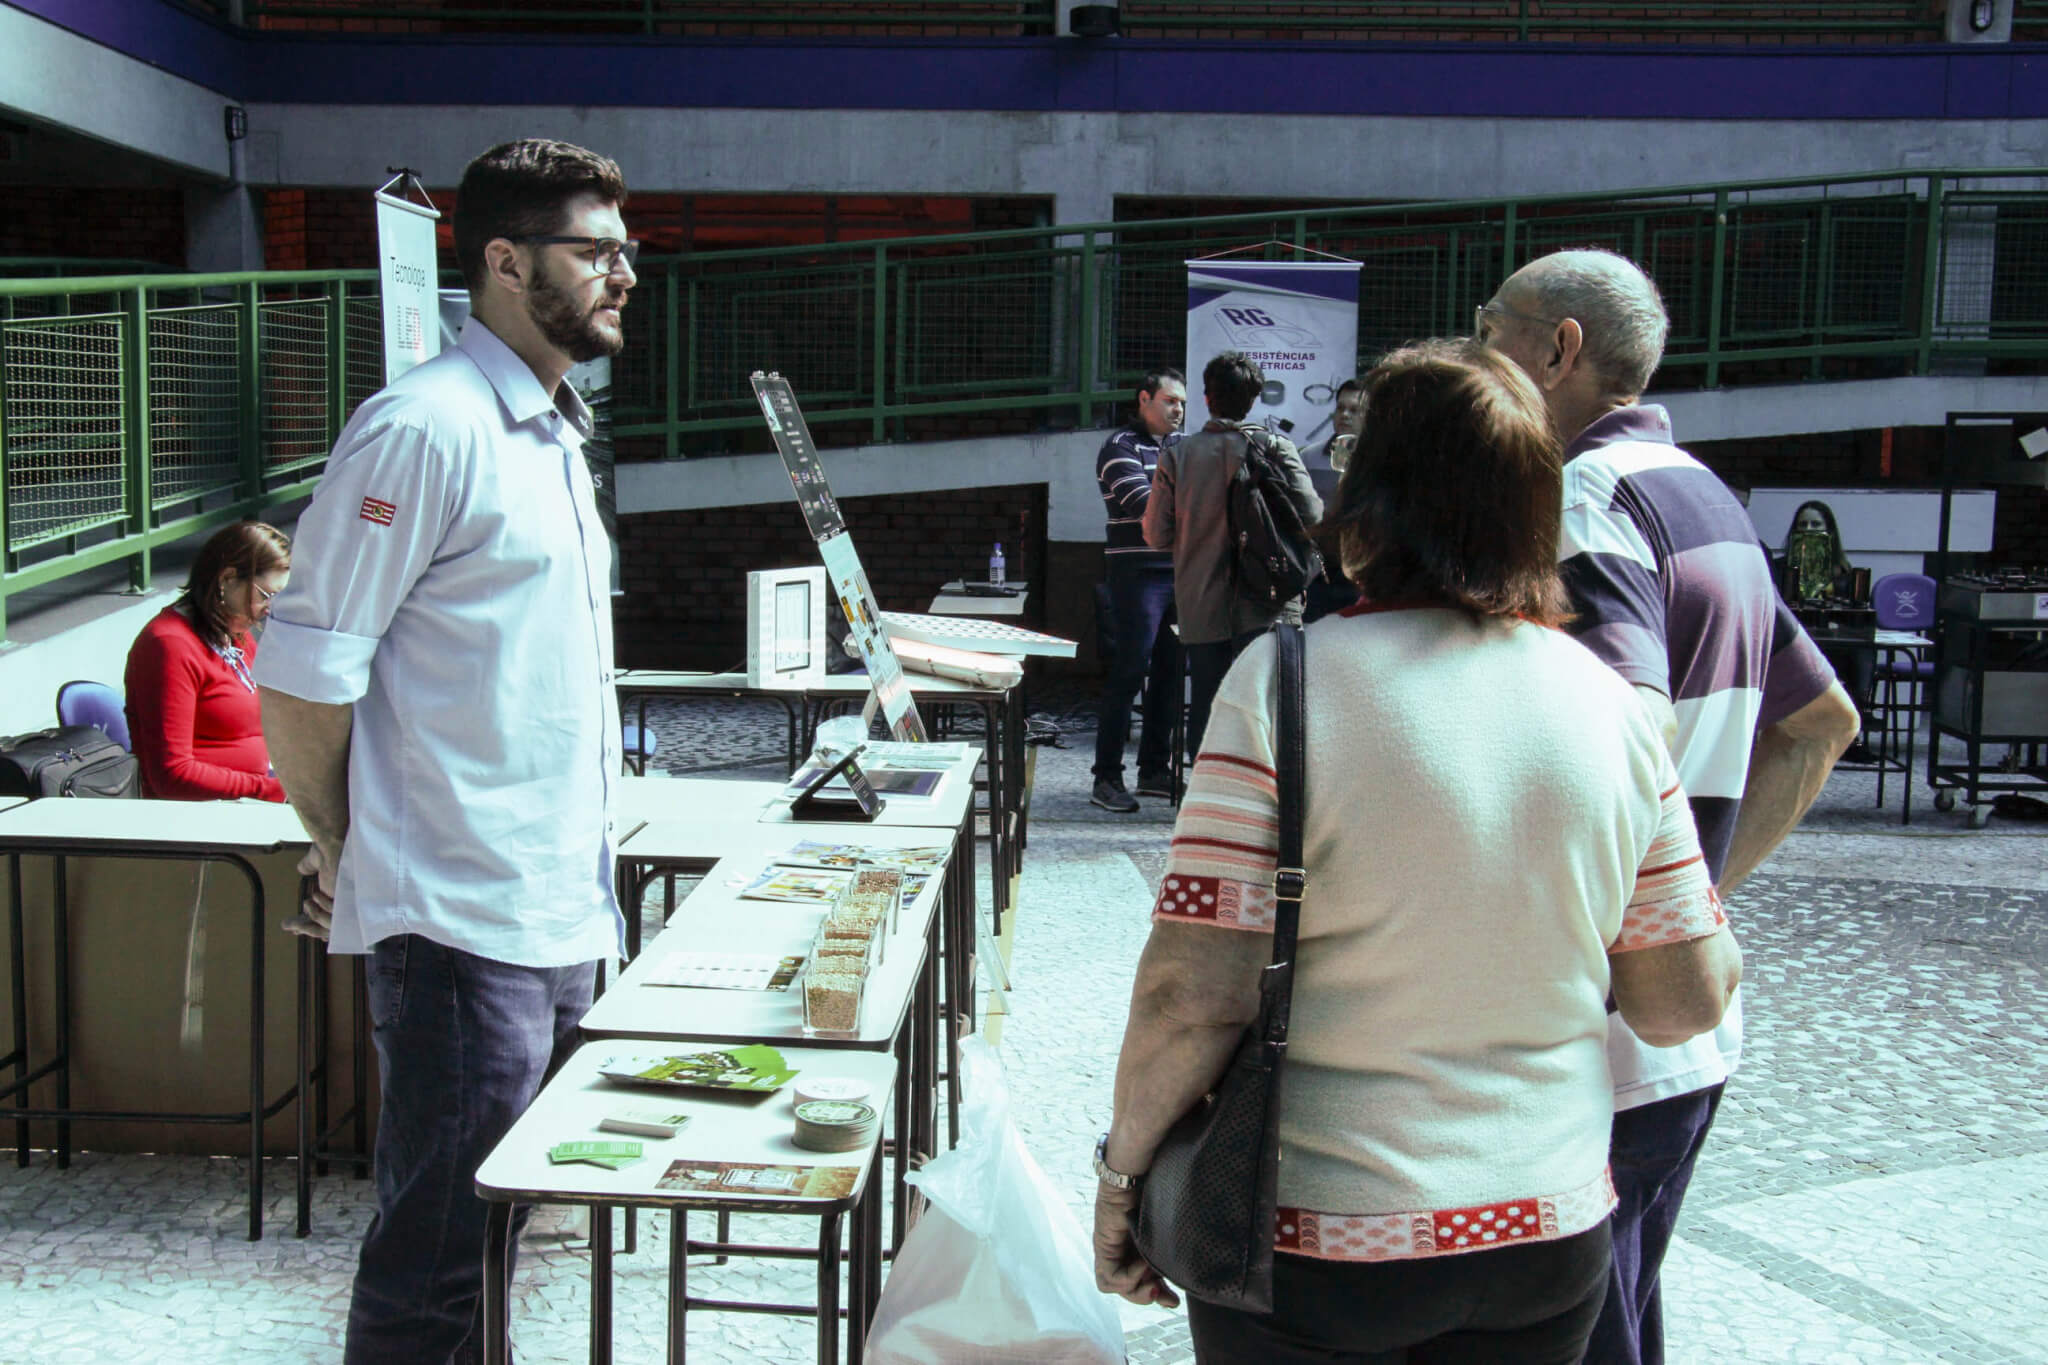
[0, 698, 2042, 1362]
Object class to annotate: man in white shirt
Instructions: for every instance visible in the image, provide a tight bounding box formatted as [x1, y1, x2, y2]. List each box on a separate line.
[255, 139, 635, 1364]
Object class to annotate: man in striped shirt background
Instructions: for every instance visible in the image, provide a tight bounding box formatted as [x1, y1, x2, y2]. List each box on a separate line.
[1091, 366, 1187, 813]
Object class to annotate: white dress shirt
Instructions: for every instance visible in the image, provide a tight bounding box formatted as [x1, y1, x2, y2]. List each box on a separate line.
[253, 320, 624, 967]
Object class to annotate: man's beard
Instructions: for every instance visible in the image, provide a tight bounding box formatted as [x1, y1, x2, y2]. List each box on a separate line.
[527, 266, 626, 363]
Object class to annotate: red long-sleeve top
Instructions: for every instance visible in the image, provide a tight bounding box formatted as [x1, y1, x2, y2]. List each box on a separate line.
[123, 606, 286, 802]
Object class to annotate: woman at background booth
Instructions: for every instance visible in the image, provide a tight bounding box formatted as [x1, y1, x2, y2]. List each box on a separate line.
[1779, 499, 1876, 762]
[1093, 342, 1741, 1362]
[124, 521, 291, 802]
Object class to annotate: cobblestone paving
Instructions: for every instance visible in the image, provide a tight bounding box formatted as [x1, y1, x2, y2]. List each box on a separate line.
[0, 697, 2042, 1362]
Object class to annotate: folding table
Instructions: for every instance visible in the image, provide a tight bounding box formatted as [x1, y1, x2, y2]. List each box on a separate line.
[478, 1042, 894, 1365]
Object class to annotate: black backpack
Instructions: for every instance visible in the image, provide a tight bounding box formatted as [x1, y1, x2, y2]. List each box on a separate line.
[1227, 427, 1323, 609]
[0, 725, 141, 799]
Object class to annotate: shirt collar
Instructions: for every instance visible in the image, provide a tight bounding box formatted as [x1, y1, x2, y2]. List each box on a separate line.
[1564, 403, 1672, 461]
[457, 318, 594, 439]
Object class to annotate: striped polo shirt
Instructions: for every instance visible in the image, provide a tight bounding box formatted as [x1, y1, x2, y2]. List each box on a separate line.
[1559, 404, 1835, 1108]
[1096, 422, 1174, 566]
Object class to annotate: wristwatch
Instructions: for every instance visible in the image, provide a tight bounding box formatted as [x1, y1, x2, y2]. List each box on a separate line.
[1094, 1134, 1139, 1191]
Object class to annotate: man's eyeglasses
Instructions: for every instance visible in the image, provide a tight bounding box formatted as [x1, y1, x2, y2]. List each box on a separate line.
[515, 236, 640, 276]
[1474, 300, 1562, 337]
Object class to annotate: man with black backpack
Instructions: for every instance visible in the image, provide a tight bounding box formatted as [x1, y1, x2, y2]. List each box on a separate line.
[1144, 351, 1323, 763]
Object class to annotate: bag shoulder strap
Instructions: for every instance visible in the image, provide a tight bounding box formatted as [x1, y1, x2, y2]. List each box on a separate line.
[1263, 622, 1306, 1043]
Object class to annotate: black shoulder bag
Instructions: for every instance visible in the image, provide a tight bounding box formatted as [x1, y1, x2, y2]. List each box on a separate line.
[1131, 620, 1305, 1312]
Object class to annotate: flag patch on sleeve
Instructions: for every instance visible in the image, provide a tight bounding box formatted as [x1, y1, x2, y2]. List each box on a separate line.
[359, 497, 397, 526]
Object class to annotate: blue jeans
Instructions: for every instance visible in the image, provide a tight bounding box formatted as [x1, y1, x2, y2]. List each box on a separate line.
[1582, 1083, 1725, 1365]
[1094, 558, 1179, 782]
[345, 934, 597, 1365]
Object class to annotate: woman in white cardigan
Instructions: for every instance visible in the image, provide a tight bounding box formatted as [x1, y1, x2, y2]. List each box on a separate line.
[1093, 341, 1742, 1364]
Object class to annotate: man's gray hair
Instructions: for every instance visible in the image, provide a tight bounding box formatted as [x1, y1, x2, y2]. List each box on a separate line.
[1521, 249, 1669, 397]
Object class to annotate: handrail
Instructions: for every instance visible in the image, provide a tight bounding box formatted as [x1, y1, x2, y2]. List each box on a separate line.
[4, 167, 2046, 638]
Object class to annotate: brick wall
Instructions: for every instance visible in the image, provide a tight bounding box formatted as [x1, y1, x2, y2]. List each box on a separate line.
[0, 187, 185, 266]
[615, 483, 1048, 669]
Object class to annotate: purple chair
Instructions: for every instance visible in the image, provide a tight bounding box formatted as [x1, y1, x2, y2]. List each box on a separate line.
[1869, 574, 1936, 823]
[55, 679, 132, 752]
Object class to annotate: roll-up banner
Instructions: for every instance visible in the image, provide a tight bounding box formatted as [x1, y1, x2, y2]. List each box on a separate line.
[1183, 260, 1362, 449]
[374, 188, 441, 385]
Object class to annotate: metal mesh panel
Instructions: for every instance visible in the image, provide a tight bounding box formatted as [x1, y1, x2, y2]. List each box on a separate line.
[147, 304, 242, 511]
[1640, 211, 1716, 352]
[1722, 208, 1817, 342]
[1822, 198, 1913, 335]
[2, 316, 127, 552]
[259, 297, 331, 476]
[344, 284, 385, 422]
[896, 248, 1062, 398]
[688, 261, 873, 418]
[1989, 197, 2048, 338]
[612, 258, 663, 423]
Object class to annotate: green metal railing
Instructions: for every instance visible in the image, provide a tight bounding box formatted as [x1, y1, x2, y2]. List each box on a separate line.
[0, 269, 381, 637]
[608, 169, 2048, 454]
[5, 169, 2048, 636]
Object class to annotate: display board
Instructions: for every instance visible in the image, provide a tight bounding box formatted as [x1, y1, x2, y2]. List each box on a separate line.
[1184, 259, 1362, 447]
[752, 372, 927, 741]
[374, 174, 441, 386]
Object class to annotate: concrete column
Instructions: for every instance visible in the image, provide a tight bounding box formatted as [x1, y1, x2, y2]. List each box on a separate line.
[182, 139, 265, 273]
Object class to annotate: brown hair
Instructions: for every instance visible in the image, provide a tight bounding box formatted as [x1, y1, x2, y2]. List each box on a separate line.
[453, 139, 629, 293]
[1323, 340, 1570, 627]
[181, 521, 291, 648]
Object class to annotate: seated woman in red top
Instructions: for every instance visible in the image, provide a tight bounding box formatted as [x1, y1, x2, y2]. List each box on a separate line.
[124, 521, 292, 802]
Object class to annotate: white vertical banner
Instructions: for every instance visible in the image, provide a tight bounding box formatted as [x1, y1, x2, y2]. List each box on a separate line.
[1183, 260, 1362, 449]
[375, 189, 441, 385]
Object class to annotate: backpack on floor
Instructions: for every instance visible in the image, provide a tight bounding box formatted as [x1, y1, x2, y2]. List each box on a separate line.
[0, 725, 141, 799]
[1228, 426, 1323, 610]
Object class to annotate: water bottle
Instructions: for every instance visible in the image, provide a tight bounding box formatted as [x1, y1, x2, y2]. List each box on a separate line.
[988, 542, 1006, 587]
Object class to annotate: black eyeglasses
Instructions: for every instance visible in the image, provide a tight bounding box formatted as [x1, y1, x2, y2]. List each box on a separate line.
[514, 236, 640, 276]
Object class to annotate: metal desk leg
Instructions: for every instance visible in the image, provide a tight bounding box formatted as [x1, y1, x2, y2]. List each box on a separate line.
[482, 1200, 515, 1365]
[891, 1024, 912, 1253]
[665, 1207, 685, 1363]
[238, 855, 266, 1242]
[591, 1203, 614, 1365]
[816, 1208, 843, 1365]
[296, 934, 313, 1238]
[8, 854, 27, 1167]
[53, 857, 71, 1171]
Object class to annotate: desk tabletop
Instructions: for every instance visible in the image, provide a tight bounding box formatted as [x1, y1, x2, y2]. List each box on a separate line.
[617, 669, 807, 696]
[0, 796, 310, 853]
[617, 761, 974, 834]
[1807, 629, 1933, 649]
[805, 672, 1011, 701]
[476, 1042, 892, 1210]
[929, 586, 1029, 617]
[582, 837, 945, 1049]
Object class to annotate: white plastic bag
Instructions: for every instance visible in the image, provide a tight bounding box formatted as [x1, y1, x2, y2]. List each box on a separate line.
[866, 1037, 1125, 1364]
